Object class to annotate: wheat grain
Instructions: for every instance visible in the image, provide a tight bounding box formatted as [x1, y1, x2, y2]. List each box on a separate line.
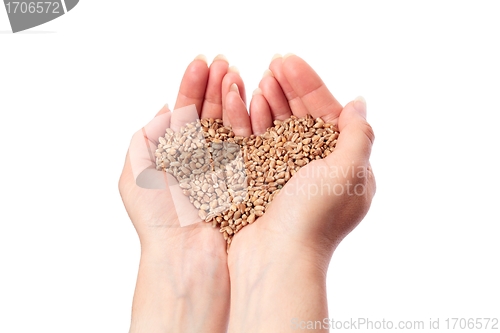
[155, 115, 339, 250]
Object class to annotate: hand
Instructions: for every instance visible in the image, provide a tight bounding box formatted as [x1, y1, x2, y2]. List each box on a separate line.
[224, 54, 376, 332]
[119, 54, 234, 333]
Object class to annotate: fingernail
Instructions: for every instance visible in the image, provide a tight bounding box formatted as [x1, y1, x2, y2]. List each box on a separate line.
[272, 53, 282, 61]
[354, 96, 367, 118]
[228, 66, 239, 74]
[252, 87, 263, 96]
[283, 52, 295, 59]
[230, 83, 240, 95]
[213, 54, 228, 62]
[262, 69, 274, 78]
[194, 54, 207, 63]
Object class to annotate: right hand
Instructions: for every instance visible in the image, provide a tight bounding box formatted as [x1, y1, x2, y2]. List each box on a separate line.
[225, 54, 376, 274]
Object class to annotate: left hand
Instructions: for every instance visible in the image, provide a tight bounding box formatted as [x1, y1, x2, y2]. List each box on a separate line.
[120, 54, 239, 333]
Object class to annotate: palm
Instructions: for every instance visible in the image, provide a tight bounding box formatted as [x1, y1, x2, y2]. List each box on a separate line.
[119, 159, 224, 254]
[119, 55, 238, 258]
[226, 54, 375, 262]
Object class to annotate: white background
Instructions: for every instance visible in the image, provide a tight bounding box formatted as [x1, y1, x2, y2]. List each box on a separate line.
[1, 1, 499, 332]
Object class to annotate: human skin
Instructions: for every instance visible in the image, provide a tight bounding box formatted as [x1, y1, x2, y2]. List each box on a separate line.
[119, 54, 375, 333]
[119, 54, 235, 333]
[223, 54, 376, 332]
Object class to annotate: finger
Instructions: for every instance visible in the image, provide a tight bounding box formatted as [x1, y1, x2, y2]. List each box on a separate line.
[258, 69, 292, 120]
[128, 111, 172, 189]
[144, 109, 172, 142]
[328, 97, 374, 168]
[269, 54, 308, 117]
[282, 54, 343, 123]
[226, 83, 252, 137]
[249, 88, 273, 135]
[201, 54, 229, 120]
[155, 104, 170, 117]
[222, 67, 246, 126]
[125, 104, 171, 186]
[170, 104, 199, 132]
[173, 54, 209, 116]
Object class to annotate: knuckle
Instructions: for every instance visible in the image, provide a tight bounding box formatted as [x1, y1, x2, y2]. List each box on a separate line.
[362, 121, 375, 145]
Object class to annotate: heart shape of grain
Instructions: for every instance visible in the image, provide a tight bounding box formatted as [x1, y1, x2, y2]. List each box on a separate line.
[155, 115, 339, 248]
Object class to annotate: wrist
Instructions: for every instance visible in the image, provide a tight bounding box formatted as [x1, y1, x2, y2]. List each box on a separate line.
[138, 221, 229, 261]
[130, 238, 230, 333]
[227, 224, 332, 281]
[228, 231, 329, 333]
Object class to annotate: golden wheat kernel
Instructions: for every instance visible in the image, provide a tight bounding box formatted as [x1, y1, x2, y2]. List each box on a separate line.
[156, 115, 339, 249]
[247, 213, 256, 224]
[254, 198, 264, 206]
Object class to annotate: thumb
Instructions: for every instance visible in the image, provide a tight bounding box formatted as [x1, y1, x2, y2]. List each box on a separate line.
[328, 96, 374, 167]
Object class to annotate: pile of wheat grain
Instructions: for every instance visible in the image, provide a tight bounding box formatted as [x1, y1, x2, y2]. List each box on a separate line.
[155, 115, 339, 249]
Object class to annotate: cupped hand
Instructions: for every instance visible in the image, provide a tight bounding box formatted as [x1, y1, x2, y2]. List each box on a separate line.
[222, 54, 376, 333]
[119, 55, 234, 333]
[119, 55, 233, 257]
[225, 53, 376, 276]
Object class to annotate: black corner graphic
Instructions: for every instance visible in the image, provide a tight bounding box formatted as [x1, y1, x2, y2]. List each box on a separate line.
[65, 0, 78, 12]
[3, 0, 79, 33]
